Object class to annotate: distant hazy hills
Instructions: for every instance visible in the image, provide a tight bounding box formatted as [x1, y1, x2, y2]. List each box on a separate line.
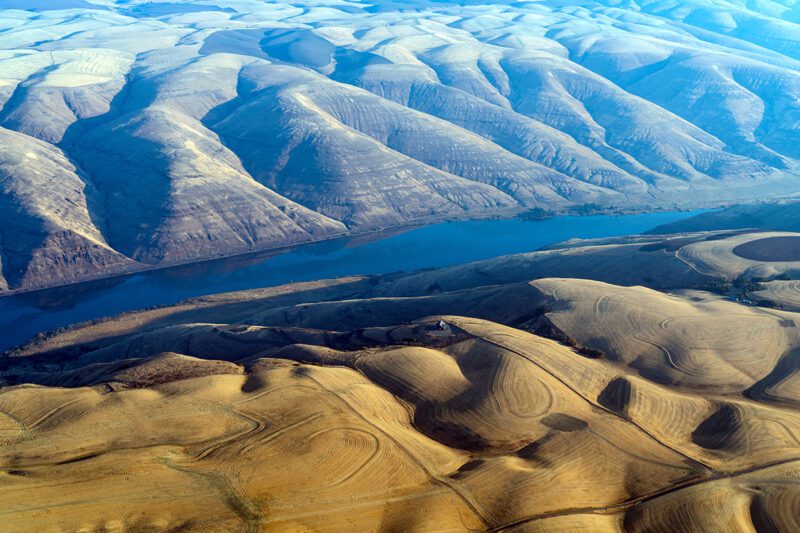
[1, 0, 800, 291]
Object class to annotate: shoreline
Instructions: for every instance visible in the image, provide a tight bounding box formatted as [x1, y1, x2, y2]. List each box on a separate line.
[0, 206, 518, 299]
[0, 202, 743, 356]
[0, 203, 718, 299]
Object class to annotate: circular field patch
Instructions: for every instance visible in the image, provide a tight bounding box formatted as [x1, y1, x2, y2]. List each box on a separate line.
[732, 236, 800, 262]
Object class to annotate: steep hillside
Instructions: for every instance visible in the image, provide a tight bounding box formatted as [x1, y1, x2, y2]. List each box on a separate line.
[1, 0, 799, 291]
[5, 229, 800, 530]
[0, 126, 135, 288]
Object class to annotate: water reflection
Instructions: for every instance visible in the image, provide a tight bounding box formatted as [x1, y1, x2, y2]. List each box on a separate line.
[16, 276, 129, 311]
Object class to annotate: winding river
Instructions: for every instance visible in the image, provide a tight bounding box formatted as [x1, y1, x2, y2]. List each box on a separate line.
[0, 210, 704, 351]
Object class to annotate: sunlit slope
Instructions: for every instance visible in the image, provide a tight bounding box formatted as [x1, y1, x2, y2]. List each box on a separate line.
[6, 273, 800, 529]
[678, 231, 800, 279]
[534, 278, 798, 391]
[2, 0, 800, 291]
[0, 126, 136, 289]
[0, 316, 758, 531]
[4, 314, 800, 530]
[74, 106, 347, 264]
[0, 360, 481, 531]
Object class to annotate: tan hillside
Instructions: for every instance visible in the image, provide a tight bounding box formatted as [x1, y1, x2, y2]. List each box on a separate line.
[5, 229, 800, 530]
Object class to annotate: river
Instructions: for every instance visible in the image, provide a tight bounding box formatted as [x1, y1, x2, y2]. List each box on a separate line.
[0, 210, 705, 351]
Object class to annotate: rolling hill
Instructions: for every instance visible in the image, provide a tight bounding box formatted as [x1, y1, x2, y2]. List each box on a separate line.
[5, 228, 800, 530]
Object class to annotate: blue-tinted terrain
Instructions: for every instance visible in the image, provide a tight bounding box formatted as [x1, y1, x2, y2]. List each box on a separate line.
[0, 210, 702, 351]
[1, 0, 798, 296]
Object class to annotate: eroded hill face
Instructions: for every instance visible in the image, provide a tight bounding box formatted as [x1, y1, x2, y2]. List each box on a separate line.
[4, 230, 800, 531]
[2, 0, 800, 291]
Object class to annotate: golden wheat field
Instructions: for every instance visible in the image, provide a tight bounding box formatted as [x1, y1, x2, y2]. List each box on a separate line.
[3, 231, 800, 531]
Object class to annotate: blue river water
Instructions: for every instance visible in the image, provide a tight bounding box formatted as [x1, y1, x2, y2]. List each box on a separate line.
[0, 210, 704, 351]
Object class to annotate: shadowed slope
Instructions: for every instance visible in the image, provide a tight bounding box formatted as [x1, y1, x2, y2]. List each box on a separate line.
[6, 226, 800, 529]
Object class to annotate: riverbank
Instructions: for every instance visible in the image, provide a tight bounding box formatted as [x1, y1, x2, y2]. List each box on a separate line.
[1, 202, 717, 299]
[0, 208, 709, 353]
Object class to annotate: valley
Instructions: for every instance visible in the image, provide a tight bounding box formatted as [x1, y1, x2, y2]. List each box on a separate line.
[4, 224, 800, 531]
[0, 209, 700, 353]
[3, 0, 800, 529]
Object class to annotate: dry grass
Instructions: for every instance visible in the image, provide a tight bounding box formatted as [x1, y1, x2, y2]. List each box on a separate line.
[678, 231, 800, 280]
[5, 231, 800, 530]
